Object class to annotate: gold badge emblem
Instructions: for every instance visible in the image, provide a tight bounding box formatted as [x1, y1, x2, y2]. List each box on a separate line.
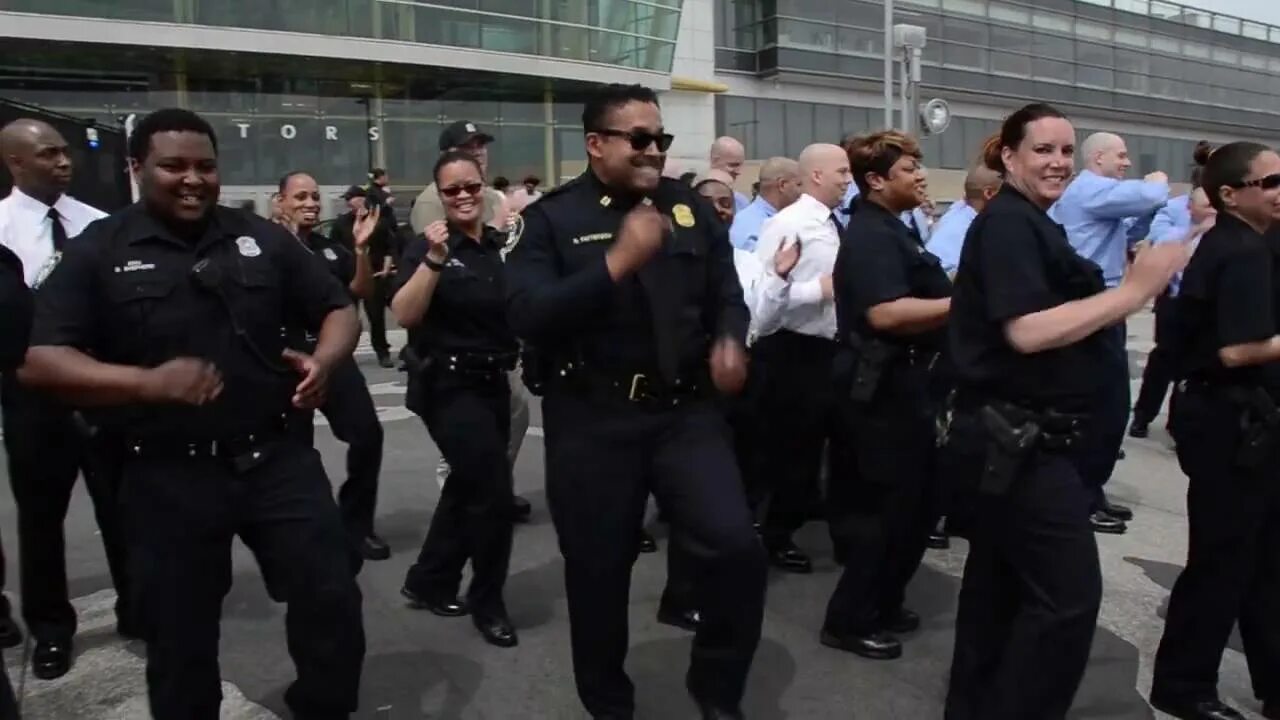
[672, 204, 695, 228]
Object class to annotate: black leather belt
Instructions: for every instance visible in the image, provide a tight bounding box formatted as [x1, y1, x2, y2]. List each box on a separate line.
[555, 362, 706, 409]
[987, 400, 1088, 451]
[124, 413, 293, 469]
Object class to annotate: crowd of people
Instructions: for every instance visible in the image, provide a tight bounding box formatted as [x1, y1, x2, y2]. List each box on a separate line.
[0, 79, 1276, 720]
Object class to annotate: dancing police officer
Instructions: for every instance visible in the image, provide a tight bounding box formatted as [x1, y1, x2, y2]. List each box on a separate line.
[504, 83, 765, 720]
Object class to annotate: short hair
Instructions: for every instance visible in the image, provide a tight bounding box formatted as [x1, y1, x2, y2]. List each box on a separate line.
[278, 170, 311, 194]
[581, 84, 660, 134]
[433, 149, 483, 185]
[1201, 141, 1271, 214]
[846, 130, 922, 196]
[127, 108, 217, 162]
[492, 176, 511, 192]
[523, 174, 541, 186]
[370, 167, 387, 179]
[982, 103, 1067, 175]
[679, 171, 698, 186]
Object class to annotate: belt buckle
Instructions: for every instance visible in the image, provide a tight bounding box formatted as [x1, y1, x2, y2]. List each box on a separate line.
[628, 373, 647, 402]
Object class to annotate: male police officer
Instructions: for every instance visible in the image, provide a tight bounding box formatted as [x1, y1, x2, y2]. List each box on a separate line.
[0, 241, 28, 719]
[19, 109, 365, 720]
[505, 84, 766, 720]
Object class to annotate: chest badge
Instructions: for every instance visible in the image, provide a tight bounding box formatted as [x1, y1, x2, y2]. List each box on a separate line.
[235, 236, 262, 258]
[501, 215, 525, 262]
[672, 204, 696, 228]
[322, 247, 339, 261]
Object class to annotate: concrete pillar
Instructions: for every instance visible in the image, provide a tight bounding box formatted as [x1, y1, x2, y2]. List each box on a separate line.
[661, 0, 718, 172]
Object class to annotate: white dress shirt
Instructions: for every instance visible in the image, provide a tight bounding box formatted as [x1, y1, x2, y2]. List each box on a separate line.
[733, 247, 765, 345]
[752, 193, 840, 340]
[0, 188, 105, 287]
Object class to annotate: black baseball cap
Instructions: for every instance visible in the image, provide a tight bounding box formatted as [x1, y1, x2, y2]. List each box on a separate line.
[340, 185, 365, 200]
[438, 120, 495, 151]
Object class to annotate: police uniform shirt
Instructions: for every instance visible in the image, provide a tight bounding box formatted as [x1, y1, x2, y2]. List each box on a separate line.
[396, 224, 517, 356]
[948, 185, 1109, 409]
[753, 193, 841, 340]
[0, 245, 33, 371]
[1172, 213, 1280, 390]
[504, 170, 748, 376]
[0, 187, 106, 287]
[29, 203, 353, 440]
[302, 231, 357, 292]
[835, 198, 952, 348]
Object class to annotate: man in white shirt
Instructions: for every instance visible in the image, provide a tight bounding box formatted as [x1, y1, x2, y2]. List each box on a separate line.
[0, 118, 129, 680]
[710, 136, 752, 211]
[749, 143, 852, 574]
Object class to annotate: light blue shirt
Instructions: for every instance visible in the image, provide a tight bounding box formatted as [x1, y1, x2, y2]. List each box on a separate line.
[1150, 194, 1194, 296]
[835, 183, 931, 242]
[735, 191, 751, 212]
[924, 200, 976, 275]
[729, 196, 778, 252]
[1048, 169, 1170, 287]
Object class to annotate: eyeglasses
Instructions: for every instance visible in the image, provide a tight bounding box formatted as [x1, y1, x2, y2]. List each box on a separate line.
[595, 129, 675, 152]
[1230, 173, 1280, 190]
[440, 182, 484, 198]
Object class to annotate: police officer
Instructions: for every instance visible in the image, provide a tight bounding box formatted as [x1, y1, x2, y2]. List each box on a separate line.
[822, 131, 951, 660]
[0, 236, 31, 719]
[1149, 142, 1280, 720]
[19, 108, 365, 720]
[392, 150, 520, 648]
[277, 171, 391, 561]
[331, 185, 398, 368]
[504, 83, 766, 720]
[944, 103, 1185, 719]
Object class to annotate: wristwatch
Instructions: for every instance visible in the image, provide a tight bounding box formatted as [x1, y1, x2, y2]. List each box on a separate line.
[422, 253, 447, 272]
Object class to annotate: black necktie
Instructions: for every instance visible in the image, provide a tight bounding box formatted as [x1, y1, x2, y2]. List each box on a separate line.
[906, 212, 924, 247]
[47, 207, 67, 252]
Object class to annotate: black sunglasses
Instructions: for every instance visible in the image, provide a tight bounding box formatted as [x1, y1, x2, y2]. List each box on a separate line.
[440, 182, 484, 198]
[1230, 173, 1280, 190]
[596, 128, 675, 152]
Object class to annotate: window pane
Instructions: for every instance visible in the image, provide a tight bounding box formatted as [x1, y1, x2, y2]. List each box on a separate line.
[843, 106, 872, 135]
[1078, 65, 1114, 88]
[989, 2, 1029, 25]
[778, 19, 835, 51]
[815, 104, 842, 145]
[991, 50, 1030, 76]
[1149, 34, 1180, 53]
[1076, 41, 1113, 68]
[755, 99, 786, 157]
[837, 25, 883, 55]
[941, 17, 987, 45]
[784, 101, 814, 157]
[1033, 33, 1073, 61]
[1074, 19, 1111, 41]
[942, 41, 986, 70]
[722, 96, 757, 157]
[1033, 56, 1073, 82]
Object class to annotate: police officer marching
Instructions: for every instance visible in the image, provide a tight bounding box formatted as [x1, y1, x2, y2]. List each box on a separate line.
[943, 103, 1187, 720]
[392, 150, 520, 649]
[1149, 142, 1280, 720]
[18, 109, 366, 720]
[504, 83, 765, 720]
[276, 170, 392, 562]
[822, 130, 951, 661]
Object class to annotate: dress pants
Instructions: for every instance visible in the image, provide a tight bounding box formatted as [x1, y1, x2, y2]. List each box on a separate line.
[362, 279, 391, 359]
[318, 358, 384, 542]
[1152, 386, 1280, 704]
[946, 450, 1102, 720]
[1132, 293, 1177, 426]
[434, 370, 530, 486]
[1, 376, 130, 641]
[750, 330, 838, 551]
[543, 391, 767, 717]
[1074, 323, 1130, 511]
[405, 372, 513, 618]
[121, 440, 364, 720]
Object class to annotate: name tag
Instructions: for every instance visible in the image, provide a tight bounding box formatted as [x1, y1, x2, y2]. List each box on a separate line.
[572, 232, 613, 245]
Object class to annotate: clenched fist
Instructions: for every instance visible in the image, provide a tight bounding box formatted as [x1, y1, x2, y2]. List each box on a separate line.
[606, 205, 667, 280]
[138, 358, 223, 406]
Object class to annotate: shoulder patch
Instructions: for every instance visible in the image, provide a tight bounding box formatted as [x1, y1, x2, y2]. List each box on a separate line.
[235, 236, 262, 258]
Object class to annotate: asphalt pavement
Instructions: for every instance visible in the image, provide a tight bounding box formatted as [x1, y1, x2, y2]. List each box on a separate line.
[0, 310, 1269, 719]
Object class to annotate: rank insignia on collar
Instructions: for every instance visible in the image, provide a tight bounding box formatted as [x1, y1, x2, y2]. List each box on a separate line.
[672, 204, 695, 228]
[600, 195, 612, 207]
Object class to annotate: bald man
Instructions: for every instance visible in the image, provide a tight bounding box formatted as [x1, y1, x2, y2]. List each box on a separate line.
[924, 164, 1002, 276]
[746, 143, 852, 573]
[1049, 131, 1170, 536]
[709, 136, 751, 211]
[730, 157, 800, 252]
[0, 119, 130, 680]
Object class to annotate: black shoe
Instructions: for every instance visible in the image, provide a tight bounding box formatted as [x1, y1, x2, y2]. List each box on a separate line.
[927, 533, 951, 550]
[377, 354, 394, 369]
[768, 543, 813, 574]
[401, 587, 467, 617]
[0, 616, 22, 649]
[361, 534, 391, 561]
[1090, 511, 1127, 535]
[882, 608, 920, 634]
[1102, 501, 1134, 522]
[1149, 695, 1244, 720]
[657, 604, 701, 632]
[1128, 420, 1150, 439]
[511, 495, 532, 523]
[1263, 699, 1280, 719]
[820, 628, 902, 660]
[32, 638, 73, 680]
[1118, 448, 1127, 460]
[472, 615, 518, 648]
[638, 531, 658, 554]
[693, 700, 744, 720]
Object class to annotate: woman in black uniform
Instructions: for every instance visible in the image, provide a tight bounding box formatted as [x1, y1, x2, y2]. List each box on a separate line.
[943, 103, 1187, 719]
[1149, 142, 1280, 720]
[821, 130, 951, 661]
[391, 150, 519, 648]
[277, 172, 391, 562]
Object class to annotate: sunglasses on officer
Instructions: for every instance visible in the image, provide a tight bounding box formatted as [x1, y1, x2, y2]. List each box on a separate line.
[595, 129, 675, 153]
[1229, 173, 1280, 190]
[439, 182, 484, 198]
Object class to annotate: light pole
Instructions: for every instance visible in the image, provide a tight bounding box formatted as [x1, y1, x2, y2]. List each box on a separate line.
[883, 0, 894, 128]
[893, 24, 927, 136]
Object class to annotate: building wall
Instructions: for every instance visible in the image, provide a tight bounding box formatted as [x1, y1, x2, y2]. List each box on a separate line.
[661, 0, 718, 168]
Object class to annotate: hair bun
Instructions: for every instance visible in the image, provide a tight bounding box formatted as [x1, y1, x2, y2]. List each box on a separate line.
[980, 132, 1004, 174]
[1192, 140, 1213, 167]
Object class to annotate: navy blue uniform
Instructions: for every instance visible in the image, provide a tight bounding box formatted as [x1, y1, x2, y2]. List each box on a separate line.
[0, 245, 29, 720]
[944, 185, 1106, 719]
[30, 204, 365, 720]
[504, 171, 766, 717]
[1150, 215, 1280, 710]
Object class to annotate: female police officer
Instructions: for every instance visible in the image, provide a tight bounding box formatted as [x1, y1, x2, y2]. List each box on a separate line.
[1149, 142, 1280, 720]
[821, 130, 950, 661]
[943, 103, 1187, 719]
[276, 171, 392, 563]
[391, 150, 519, 648]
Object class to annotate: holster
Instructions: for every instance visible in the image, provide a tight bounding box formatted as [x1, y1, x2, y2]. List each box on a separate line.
[978, 404, 1041, 496]
[401, 346, 436, 376]
[520, 347, 550, 397]
[848, 337, 900, 403]
[1232, 387, 1280, 469]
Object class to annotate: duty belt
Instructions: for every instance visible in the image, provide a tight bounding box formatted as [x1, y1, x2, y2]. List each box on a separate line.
[437, 351, 518, 380]
[554, 361, 706, 409]
[985, 400, 1087, 451]
[123, 413, 294, 471]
